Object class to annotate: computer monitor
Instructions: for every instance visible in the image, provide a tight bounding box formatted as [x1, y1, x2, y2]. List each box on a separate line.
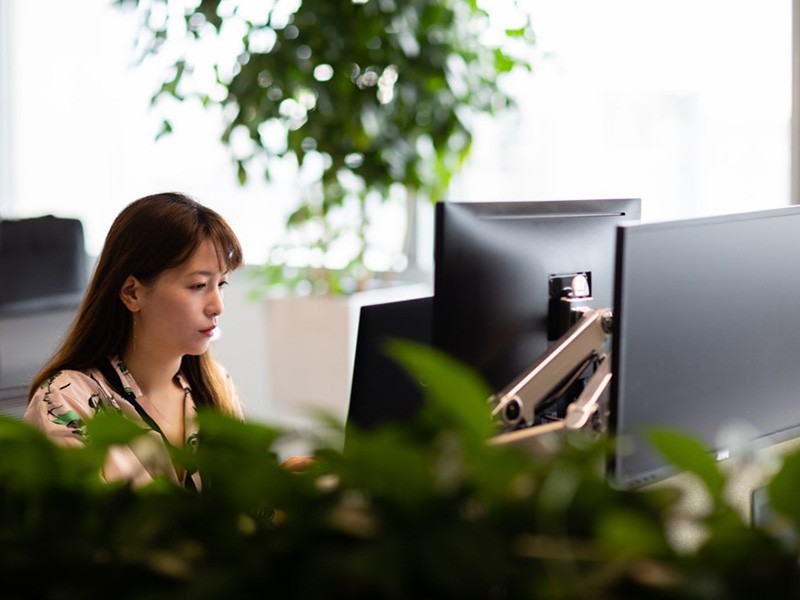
[432, 199, 641, 400]
[610, 206, 800, 489]
[346, 296, 433, 432]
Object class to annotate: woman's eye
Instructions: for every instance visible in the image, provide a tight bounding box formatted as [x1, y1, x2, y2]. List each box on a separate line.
[219, 280, 229, 289]
[190, 283, 206, 290]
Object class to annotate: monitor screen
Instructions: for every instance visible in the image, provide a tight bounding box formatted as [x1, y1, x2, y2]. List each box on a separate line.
[432, 199, 641, 397]
[610, 206, 800, 489]
[347, 296, 433, 433]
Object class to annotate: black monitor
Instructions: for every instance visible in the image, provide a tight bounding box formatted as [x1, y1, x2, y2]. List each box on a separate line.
[610, 206, 800, 489]
[432, 199, 641, 398]
[346, 296, 433, 432]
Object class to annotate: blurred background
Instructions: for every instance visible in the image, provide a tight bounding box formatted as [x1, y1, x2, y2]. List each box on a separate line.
[0, 0, 793, 429]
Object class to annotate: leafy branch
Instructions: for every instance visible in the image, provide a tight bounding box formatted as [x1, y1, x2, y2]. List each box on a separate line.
[114, 0, 535, 293]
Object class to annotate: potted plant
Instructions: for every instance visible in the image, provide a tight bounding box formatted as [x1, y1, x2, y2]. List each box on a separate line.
[112, 0, 535, 432]
[5, 341, 800, 598]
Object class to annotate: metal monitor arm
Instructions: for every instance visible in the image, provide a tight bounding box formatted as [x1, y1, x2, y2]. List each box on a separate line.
[489, 307, 613, 439]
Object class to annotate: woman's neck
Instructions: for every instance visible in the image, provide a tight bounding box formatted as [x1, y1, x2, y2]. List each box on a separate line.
[122, 344, 182, 397]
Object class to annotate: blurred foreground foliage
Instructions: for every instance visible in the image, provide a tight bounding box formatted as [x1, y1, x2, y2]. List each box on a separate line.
[3, 341, 800, 598]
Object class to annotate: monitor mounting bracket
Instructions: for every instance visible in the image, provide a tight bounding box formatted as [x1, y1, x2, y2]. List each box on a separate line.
[489, 307, 614, 439]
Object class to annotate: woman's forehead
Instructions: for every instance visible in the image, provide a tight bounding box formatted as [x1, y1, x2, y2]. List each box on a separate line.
[190, 239, 228, 269]
[170, 239, 228, 277]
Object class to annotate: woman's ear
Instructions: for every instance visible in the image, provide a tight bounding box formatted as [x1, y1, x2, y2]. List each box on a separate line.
[119, 275, 143, 312]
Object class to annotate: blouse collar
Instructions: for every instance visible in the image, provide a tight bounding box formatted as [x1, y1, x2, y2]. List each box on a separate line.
[109, 356, 192, 399]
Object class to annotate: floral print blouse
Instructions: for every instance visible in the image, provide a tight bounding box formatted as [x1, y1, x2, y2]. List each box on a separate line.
[24, 356, 241, 489]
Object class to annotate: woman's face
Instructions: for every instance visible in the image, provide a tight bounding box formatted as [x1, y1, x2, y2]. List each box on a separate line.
[133, 239, 229, 361]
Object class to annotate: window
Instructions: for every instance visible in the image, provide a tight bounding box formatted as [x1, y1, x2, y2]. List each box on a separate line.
[3, 0, 287, 260]
[452, 0, 792, 225]
[1, 0, 794, 262]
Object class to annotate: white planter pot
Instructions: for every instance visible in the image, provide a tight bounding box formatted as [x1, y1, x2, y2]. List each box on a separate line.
[265, 282, 432, 442]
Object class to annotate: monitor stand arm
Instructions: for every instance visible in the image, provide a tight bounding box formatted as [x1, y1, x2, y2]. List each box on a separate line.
[489, 307, 613, 433]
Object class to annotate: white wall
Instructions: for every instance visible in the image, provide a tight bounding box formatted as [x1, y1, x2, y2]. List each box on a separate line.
[208, 267, 273, 422]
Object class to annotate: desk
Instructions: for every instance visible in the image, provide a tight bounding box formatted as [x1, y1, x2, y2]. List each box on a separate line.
[0, 302, 78, 418]
[0, 385, 26, 418]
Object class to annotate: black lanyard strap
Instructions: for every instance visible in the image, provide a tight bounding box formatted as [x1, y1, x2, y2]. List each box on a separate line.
[96, 360, 198, 490]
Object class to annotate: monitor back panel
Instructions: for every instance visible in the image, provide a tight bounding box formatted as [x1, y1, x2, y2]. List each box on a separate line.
[433, 198, 641, 393]
[347, 296, 433, 432]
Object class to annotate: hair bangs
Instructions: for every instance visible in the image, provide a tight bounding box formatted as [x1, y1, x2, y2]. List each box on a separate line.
[206, 217, 243, 272]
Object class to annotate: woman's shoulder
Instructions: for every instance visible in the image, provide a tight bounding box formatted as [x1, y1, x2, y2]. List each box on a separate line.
[28, 367, 115, 413]
[33, 368, 100, 394]
[25, 367, 115, 443]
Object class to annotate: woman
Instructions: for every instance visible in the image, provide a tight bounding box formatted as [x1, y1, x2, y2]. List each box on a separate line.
[25, 192, 244, 489]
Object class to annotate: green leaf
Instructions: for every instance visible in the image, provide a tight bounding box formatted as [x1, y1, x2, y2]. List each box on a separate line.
[84, 409, 149, 448]
[385, 339, 494, 441]
[766, 449, 800, 525]
[596, 508, 668, 557]
[0, 417, 62, 486]
[505, 27, 527, 38]
[155, 119, 173, 140]
[647, 428, 725, 501]
[236, 160, 248, 185]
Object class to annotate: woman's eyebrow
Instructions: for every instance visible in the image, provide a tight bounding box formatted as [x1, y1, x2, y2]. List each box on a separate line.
[187, 270, 230, 276]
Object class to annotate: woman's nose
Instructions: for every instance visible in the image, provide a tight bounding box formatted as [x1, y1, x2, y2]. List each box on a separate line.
[207, 288, 224, 317]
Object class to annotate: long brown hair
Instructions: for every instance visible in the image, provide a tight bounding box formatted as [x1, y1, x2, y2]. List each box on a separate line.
[28, 192, 244, 415]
